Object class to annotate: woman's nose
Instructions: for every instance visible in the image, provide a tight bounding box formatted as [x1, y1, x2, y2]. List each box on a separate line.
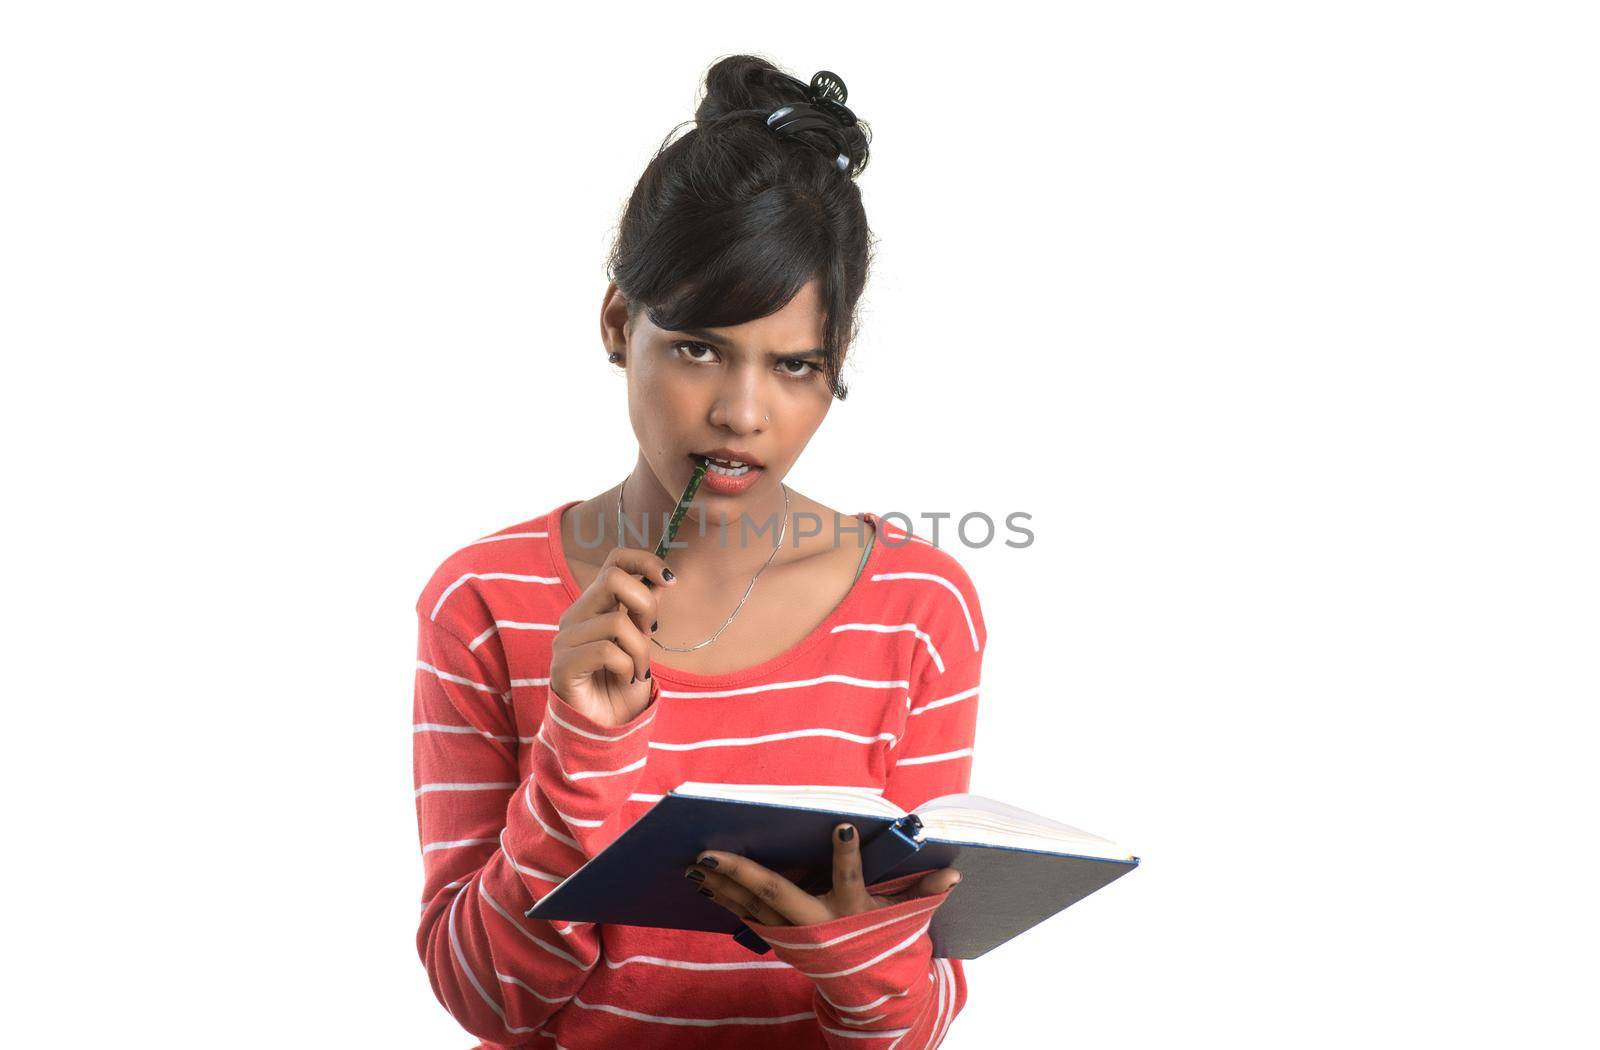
[709, 384, 769, 432]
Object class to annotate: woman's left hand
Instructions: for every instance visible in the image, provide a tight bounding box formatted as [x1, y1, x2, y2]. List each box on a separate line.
[684, 822, 962, 927]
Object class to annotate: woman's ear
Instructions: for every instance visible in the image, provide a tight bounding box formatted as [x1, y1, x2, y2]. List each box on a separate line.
[600, 282, 631, 364]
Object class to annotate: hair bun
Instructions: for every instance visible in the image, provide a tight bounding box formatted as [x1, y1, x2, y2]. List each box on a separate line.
[695, 55, 871, 177]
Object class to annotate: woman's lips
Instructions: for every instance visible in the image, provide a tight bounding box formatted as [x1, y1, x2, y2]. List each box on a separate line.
[690, 453, 763, 494]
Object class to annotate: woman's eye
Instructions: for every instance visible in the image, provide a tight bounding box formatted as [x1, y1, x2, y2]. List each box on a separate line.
[673, 342, 817, 379]
[674, 341, 717, 362]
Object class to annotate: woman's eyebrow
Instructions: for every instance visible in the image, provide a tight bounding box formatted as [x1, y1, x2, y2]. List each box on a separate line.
[679, 327, 824, 359]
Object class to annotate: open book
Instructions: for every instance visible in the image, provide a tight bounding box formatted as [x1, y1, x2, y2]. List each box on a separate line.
[525, 781, 1139, 960]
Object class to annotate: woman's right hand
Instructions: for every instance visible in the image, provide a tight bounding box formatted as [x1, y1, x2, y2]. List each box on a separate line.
[549, 546, 676, 728]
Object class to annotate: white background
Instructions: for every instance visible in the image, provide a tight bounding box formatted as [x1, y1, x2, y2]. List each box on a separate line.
[5, 2, 1596, 1046]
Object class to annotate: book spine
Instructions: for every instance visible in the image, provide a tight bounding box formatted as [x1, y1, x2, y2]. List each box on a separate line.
[860, 813, 924, 883]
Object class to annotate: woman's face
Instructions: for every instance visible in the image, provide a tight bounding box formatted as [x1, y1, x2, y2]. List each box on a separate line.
[602, 277, 835, 519]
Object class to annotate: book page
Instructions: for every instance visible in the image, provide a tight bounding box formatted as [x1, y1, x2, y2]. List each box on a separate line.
[916, 792, 1134, 859]
[670, 781, 907, 819]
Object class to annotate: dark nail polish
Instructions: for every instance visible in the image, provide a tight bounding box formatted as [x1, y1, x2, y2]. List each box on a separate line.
[651, 620, 658, 632]
[685, 869, 705, 882]
[699, 856, 718, 870]
[644, 667, 652, 680]
[839, 826, 855, 842]
[697, 886, 714, 897]
[662, 567, 675, 582]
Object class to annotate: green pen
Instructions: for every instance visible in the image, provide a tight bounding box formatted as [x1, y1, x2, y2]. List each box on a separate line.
[641, 455, 709, 589]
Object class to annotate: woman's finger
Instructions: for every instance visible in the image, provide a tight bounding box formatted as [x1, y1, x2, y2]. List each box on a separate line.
[601, 545, 677, 590]
[570, 564, 658, 638]
[559, 607, 652, 683]
[600, 546, 676, 613]
[685, 867, 787, 926]
[561, 638, 641, 688]
[877, 868, 964, 906]
[913, 868, 963, 897]
[829, 823, 873, 912]
[690, 851, 831, 926]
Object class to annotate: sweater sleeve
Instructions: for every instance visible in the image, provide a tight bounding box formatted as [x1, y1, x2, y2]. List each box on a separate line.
[413, 610, 660, 1047]
[742, 638, 983, 1047]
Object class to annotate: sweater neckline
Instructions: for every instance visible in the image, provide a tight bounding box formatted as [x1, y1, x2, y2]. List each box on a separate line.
[545, 498, 887, 689]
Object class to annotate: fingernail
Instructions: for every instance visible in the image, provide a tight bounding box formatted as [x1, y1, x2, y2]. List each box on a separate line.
[698, 855, 718, 869]
[651, 620, 658, 632]
[662, 567, 675, 582]
[839, 826, 855, 842]
[684, 869, 705, 883]
[697, 887, 714, 897]
[644, 667, 652, 680]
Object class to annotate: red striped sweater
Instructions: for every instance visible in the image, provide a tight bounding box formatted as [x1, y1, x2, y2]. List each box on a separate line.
[413, 499, 987, 1049]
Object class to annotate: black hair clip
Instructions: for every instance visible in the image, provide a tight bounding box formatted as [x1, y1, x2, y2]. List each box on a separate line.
[766, 70, 859, 173]
[805, 70, 856, 126]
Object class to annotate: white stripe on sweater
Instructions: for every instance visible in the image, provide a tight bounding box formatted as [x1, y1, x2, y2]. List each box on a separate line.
[535, 728, 649, 783]
[895, 748, 974, 767]
[649, 728, 900, 752]
[469, 620, 561, 651]
[447, 876, 534, 1036]
[415, 781, 519, 797]
[549, 802, 607, 829]
[830, 622, 945, 674]
[414, 722, 519, 743]
[758, 899, 943, 952]
[431, 572, 563, 622]
[819, 985, 913, 1013]
[658, 674, 909, 700]
[600, 952, 791, 972]
[417, 660, 500, 696]
[481, 877, 591, 970]
[820, 1020, 912, 1039]
[499, 836, 570, 884]
[496, 970, 578, 1005]
[909, 684, 978, 717]
[524, 783, 583, 853]
[867, 572, 979, 652]
[544, 699, 656, 742]
[423, 837, 498, 853]
[882, 961, 946, 1049]
[794, 921, 932, 981]
[934, 958, 959, 1046]
[466, 531, 547, 546]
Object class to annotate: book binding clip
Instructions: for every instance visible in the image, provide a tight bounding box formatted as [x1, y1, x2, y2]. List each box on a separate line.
[730, 813, 926, 955]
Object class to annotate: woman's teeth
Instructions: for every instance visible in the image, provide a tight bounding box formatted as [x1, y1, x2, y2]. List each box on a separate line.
[705, 457, 753, 477]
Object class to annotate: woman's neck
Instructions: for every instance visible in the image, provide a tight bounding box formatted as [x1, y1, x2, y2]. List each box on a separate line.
[604, 463, 798, 583]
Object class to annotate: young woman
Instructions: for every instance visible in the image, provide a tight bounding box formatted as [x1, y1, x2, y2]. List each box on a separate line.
[413, 55, 987, 1049]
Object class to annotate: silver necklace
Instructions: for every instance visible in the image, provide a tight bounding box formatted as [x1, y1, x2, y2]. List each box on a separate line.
[617, 477, 790, 653]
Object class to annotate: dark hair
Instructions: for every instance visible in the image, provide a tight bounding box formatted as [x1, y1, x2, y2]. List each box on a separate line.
[605, 54, 876, 401]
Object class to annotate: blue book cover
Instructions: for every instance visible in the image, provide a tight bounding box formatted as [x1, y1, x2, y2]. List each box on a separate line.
[525, 783, 1139, 960]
